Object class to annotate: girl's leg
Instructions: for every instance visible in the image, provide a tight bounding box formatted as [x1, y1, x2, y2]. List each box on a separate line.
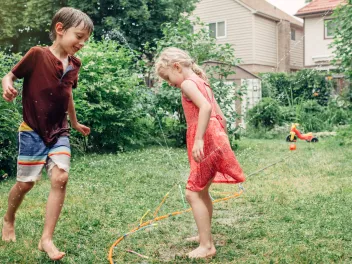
[185, 184, 216, 258]
[38, 165, 67, 261]
[186, 180, 213, 243]
[2, 181, 35, 242]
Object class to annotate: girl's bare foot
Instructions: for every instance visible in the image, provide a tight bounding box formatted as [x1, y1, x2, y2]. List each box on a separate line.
[38, 239, 65, 261]
[2, 217, 16, 242]
[185, 235, 199, 242]
[187, 245, 216, 259]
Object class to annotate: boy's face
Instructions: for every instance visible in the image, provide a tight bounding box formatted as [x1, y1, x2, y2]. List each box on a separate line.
[56, 21, 91, 55]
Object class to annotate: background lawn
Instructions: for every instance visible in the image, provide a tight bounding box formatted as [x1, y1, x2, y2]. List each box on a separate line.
[0, 137, 351, 263]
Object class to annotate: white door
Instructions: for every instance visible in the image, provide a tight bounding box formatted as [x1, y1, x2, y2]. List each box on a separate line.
[240, 79, 262, 128]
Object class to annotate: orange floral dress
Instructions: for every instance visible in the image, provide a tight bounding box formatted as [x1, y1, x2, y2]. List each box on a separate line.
[182, 74, 245, 192]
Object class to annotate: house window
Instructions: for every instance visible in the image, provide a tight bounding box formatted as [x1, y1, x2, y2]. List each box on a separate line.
[209, 21, 226, 39]
[291, 29, 296, 41]
[324, 19, 336, 39]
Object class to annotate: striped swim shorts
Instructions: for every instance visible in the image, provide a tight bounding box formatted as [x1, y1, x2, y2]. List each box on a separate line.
[17, 122, 71, 182]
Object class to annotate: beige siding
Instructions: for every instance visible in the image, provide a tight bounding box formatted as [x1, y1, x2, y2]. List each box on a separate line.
[290, 28, 304, 68]
[304, 16, 335, 68]
[191, 0, 254, 64]
[254, 15, 277, 66]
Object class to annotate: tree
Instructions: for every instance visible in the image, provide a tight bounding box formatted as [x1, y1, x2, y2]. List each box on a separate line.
[0, 0, 64, 53]
[331, 0, 352, 79]
[0, 0, 198, 54]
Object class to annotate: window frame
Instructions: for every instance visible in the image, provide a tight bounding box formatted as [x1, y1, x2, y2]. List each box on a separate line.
[291, 28, 296, 41]
[324, 19, 336, 39]
[208, 20, 227, 39]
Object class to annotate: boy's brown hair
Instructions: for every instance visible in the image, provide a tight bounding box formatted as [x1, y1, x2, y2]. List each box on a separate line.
[50, 7, 94, 41]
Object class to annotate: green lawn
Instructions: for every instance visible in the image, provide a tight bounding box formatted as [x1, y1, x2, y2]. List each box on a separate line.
[0, 137, 351, 263]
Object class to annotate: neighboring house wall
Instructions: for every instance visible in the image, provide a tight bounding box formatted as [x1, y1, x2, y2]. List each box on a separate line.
[192, 0, 254, 64]
[304, 15, 335, 67]
[290, 27, 304, 69]
[192, 0, 303, 74]
[254, 15, 277, 67]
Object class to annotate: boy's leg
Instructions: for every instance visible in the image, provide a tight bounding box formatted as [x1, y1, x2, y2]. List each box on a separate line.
[38, 165, 68, 260]
[3, 124, 46, 242]
[2, 181, 35, 242]
[185, 182, 216, 258]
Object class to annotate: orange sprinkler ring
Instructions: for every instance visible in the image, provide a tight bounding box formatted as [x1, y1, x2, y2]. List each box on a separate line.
[108, 190, 243, 263]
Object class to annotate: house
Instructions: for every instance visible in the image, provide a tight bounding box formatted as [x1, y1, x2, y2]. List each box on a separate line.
[295, 0, 345, 71]
[191, 0, 304, 74]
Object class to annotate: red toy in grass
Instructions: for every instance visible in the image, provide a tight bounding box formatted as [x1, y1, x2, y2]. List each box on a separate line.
[286, 123, 318, 143]
[289, 144, 296, 151]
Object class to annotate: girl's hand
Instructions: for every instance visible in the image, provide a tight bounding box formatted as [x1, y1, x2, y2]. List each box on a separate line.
[192, 139, 204, 163]
[72, 123, 91, 136]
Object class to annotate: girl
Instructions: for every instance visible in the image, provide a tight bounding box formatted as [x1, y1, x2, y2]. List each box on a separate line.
[155, 47, 245, 259]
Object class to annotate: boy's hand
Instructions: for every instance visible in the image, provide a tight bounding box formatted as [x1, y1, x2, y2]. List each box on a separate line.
[2, 85, 18, 102]
[72, 123, 90, 136]
[192, 139, 204, 163]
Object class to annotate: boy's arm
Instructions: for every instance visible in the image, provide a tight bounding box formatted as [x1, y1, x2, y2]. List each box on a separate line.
[67, 91, 90, 136]
[2, 72, 18, 102]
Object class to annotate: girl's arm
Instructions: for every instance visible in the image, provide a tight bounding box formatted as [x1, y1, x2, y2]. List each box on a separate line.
[214, 100, 228, 134]
[181, 80, 212, 162]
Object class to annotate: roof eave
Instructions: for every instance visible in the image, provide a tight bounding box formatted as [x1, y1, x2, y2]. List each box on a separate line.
[255, 11, 303, 28]
[295, 9, 334, 18]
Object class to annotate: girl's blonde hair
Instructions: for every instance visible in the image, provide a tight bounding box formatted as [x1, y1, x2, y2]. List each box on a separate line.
[155, 47, 208, 82]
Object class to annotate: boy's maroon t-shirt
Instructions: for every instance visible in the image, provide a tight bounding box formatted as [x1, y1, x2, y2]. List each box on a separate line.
[12, 46, 81, 146]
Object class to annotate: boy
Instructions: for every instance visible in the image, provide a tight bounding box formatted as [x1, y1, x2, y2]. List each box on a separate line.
[1, 7, 93, 260]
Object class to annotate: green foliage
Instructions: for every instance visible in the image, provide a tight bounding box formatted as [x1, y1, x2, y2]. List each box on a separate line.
[0, 0, 62, 53]
[151, 17, 241, 145]
[261, 70, 333, 106]
[296, 99, 351, 132]
[69, 0, 198, 54]
[295, 100, 325, 132]
[0, 0, 197, 54]
[71, 39, 145, 151]
[331, 1, 352, 80]
[0, 52, 23, 177]
[247, 98, 281, 130]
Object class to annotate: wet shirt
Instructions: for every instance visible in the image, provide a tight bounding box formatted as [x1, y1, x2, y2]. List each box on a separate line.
[12, 46, 81, 146]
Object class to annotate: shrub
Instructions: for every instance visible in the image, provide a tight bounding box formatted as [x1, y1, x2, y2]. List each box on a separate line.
[247, 98, 281, 130]
[0, 51, 23, 177]
[72, 39, 147, 152]
[261, 70, 333, 106]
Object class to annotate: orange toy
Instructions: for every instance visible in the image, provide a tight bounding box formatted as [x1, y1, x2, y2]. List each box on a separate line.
[286, 123, 318, 143]
[289, 144, 296, 151]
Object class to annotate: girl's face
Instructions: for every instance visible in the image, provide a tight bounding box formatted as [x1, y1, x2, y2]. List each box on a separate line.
[160, 64, 185, 88]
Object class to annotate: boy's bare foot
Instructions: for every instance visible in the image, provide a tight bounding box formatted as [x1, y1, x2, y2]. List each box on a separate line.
[38, 239, 65, 261]
[187, 245, 216, 259]
[2, 217, 16, 242]
[185, 235, 199, 242]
